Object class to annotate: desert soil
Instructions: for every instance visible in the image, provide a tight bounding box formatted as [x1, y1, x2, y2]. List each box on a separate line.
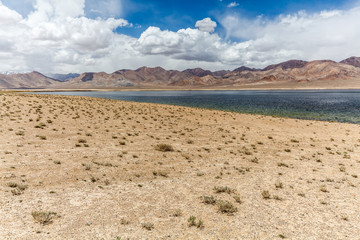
[0, 92, 359, 239]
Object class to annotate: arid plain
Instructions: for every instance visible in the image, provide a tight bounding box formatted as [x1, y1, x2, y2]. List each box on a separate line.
[1, 92, 360, 239]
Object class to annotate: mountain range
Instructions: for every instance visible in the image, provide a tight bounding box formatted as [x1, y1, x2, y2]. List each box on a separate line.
[2, 57, 360, 89]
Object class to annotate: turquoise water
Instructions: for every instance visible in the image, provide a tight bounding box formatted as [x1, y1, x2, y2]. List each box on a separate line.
[34, 90, 360, 124]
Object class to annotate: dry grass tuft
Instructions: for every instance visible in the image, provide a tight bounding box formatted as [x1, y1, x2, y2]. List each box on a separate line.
[155, 143, 174, 152]
[31, 211, 57, 225]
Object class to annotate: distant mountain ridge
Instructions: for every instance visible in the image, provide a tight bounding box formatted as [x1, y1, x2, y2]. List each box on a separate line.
[46, 73, 80, 82]
[1, 57, 360, 89]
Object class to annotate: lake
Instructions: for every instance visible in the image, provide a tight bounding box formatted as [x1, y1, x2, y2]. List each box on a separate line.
[34, 90, 360, 124]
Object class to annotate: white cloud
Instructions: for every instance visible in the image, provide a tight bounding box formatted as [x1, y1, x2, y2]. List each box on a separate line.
[219, 7, 360, 65]
[195, 17, 217, 32]
[136, 26, 226, 62]
[227, 2, 239, 8]
[0, 0, 131, 73]
[0, 2, 23, 25]
[26, 0, 85, 25]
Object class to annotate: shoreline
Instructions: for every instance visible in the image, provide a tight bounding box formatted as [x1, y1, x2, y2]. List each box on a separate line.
[3, 86, 360, 92]
[20, 90, 360, 126]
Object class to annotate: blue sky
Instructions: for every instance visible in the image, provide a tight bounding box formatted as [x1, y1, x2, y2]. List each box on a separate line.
[117, 0, 352, 35]
[115, 0, 355, 39]
[0, 0, 360, 73]
[3, 0, 354, 38]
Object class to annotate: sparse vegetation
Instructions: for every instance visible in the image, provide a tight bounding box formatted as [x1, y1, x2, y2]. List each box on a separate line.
[172, 209, 182, 217]
[201, 195, 216, 205]
[187, 216, 204, 229]
[217, 200, 238, 214]
[31, 211, 57, 225]
[213, 186, 234, 194]
[8, 182, 28, 195]
[233, 194, 242, 203]
[275, 181, 283, 189]
[141, 222, 154, 230]
[262, 190, 271, 199]
[152, 170, 168, 177]
[155, 143, 174, 152]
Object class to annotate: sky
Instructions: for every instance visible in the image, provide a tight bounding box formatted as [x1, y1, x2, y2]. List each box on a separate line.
[0, 0, 360, 73]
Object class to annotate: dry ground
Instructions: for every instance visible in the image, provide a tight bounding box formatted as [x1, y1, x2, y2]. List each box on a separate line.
[0, 93, 359, 240]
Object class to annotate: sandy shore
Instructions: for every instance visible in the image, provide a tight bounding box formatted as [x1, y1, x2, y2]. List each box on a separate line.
[1, 93, 359, 239]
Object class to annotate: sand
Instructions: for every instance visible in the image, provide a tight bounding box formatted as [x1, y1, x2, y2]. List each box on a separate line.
[0, 92, 359, 239]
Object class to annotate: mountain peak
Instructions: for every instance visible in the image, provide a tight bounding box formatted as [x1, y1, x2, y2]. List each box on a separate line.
[262, 60, 308, 71]
[233, 66, 259, 72]
[340, 56, 360, 68]
[182, 68, 213, 77]
[135, 66, 166, 72]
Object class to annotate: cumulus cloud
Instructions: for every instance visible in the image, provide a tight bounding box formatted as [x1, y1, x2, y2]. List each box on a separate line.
[135, 25, 274, 67]
[219, 7, 360, 64]
[27, 0, 85, 25]
[0, 0, 130, 72]
[0, 2, 23, 25]
[136, 26, 226, 62]
[195, 17, 217, 32]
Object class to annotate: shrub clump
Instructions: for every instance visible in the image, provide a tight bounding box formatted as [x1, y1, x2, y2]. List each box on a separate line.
[7, 182, 28, 195]
[141, 222, 154, 230]
[262, 190, 271, 199]
[187, 216, 204, 229]
[217, 200, 238, 214]
[155, 144, 174, 152]
[201, 195, 217, 205]
[31, 211, 57, 225]
[213, 186, 234, 194]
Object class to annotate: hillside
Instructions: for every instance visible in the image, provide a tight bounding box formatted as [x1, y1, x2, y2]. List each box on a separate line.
[0, 72, 60, 89]
[340, 56, 360, 68]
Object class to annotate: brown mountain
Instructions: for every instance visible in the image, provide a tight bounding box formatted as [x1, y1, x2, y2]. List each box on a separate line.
[223, 60, 360, 87]
[0, 71, 60, 89]
[183, 68, 214, 77]
[262, 60, 308, 71]
[340, 56, 360, 68]
[63, 66, 227, 88]
[1, 57, 360, 89]
[233, 66, 259, 72]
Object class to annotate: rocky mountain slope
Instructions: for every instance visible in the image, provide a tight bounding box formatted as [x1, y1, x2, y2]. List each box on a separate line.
[0, 71, 60, 89]
[1, 57, 360, 89]
[340, 56, 360, 68]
